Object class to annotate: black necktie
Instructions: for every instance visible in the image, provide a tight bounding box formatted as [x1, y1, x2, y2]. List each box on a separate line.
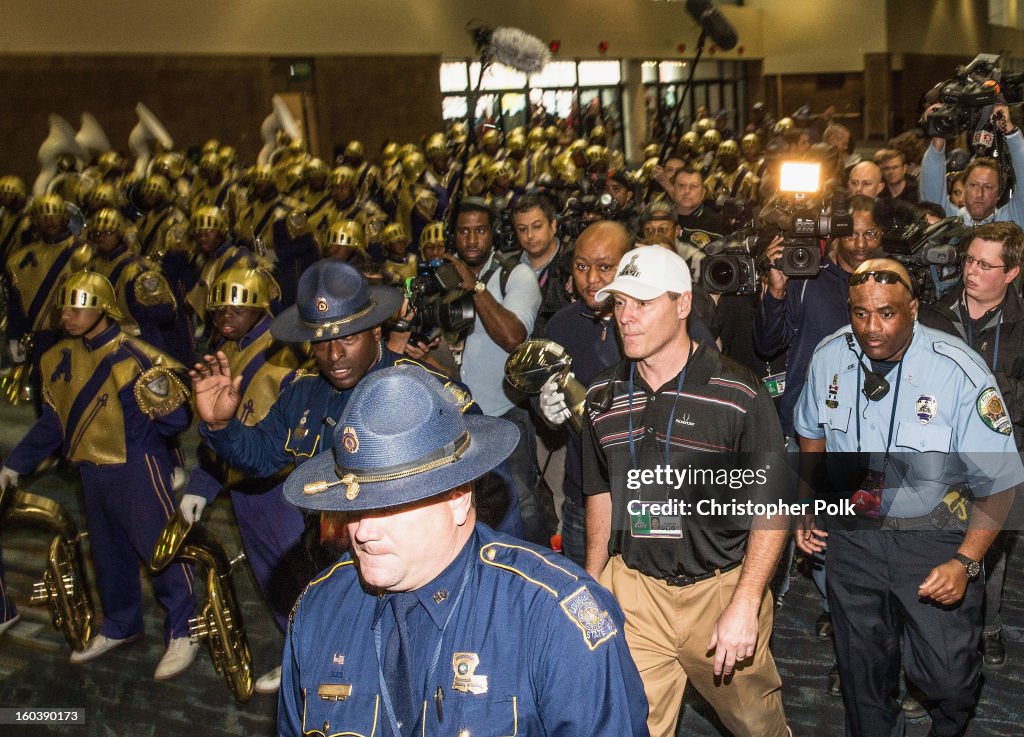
[384, 592, 419, 734]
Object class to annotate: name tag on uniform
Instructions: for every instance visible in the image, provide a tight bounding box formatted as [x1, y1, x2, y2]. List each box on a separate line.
[629, 509, 683, 539]
[318, 683, 352, 701]
[762, 372, 786, 398]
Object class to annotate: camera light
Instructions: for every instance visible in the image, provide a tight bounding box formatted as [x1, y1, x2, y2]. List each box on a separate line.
[779, 162, 821, 194]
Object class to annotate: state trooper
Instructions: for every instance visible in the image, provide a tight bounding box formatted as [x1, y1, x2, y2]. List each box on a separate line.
[189, 259, 479, 694]
[0, 271, 199, 678]
[278, 365, 650, 737]
[794, 258, 1024, 737]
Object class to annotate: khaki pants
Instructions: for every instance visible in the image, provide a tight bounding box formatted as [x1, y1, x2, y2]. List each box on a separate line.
[600, 555, 788, 737]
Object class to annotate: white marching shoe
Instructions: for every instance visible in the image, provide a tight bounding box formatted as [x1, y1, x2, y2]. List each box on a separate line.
[154, 636, 199, 680]
[254, 665, 282, 694]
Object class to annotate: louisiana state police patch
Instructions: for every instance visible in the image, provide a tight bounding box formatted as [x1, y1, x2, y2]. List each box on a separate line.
[560, 586, 616, 650]
[977, 387, 1012, 434]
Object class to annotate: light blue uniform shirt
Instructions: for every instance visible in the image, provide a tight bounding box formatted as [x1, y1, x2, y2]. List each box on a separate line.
[461, 251, 541, 416]
[794, 323, 1024, 517]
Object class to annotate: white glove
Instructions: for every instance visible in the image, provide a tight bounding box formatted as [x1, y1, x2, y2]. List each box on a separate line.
[8, 339, 25, 364]
[179, 494, 208, 524]
[0, 466, 19, 492]
[539, 375, 572, 427]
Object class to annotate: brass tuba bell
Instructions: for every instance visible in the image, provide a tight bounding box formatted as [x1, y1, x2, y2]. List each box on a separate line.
[0, 488, 95, 651]
[150, 511, 255, 702]
[505, 339, 588, 432]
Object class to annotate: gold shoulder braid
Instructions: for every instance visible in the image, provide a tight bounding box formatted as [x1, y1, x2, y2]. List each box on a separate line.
[134, 363, 190, 418]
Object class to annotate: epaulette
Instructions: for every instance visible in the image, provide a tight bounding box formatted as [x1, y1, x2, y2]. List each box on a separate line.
[288, 558, 355, 634]
[931, 340, 990, 389]
[292, 367, 321, 382]
[393, 358, 475, 413]
[478, 542, 618, 650]
[811, 326, 855, 357]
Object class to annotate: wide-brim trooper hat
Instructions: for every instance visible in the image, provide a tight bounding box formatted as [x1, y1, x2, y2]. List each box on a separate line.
[271, 259, 403, 343]
[284, 365, 519, 512]
[595, 245, 692, 302]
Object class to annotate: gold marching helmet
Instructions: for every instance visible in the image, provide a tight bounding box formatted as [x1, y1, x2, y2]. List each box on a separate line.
[140, 174, 172, 203]
[207, 262, 280, 311]
[88, 207, 128, 236]
[700, 129, 723, 151]
[327, 166, 356, 189]
[57, 270, 124, 320]
[0, 175, 28, 205]
[81, 182, 120, 213]
[381, 222, 409, 246]
[326, 219, 366, 253]
[419, 220, 446, 255]
[31, 193, 67, 222]
[191, 205, 229, 235]
[425, 132, 447, 158]
[401, 151, 427, 183]
[717, 139, 741, 158]
[344, 140, 365, 162]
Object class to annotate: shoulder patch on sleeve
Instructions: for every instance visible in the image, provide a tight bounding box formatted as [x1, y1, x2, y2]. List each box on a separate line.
[479, 541, 580, 598]
[932, 340, 989, 389]
[977, 386, 1013, 434]
[559, 585, 618, 650]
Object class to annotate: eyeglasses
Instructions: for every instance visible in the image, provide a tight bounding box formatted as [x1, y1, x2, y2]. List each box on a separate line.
[963, 253, 1008, 272]
[848, 269, 915, 295]
[842, 230, 880, 244]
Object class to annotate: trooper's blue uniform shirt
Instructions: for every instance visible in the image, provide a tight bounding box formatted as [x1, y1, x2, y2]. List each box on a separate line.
[279, 524, 649, 737]
[794, 323, 1024, 517]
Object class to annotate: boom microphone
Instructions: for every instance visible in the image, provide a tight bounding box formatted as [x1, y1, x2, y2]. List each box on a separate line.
[468, 23, 551, 73]
[685, 0, 739, 51]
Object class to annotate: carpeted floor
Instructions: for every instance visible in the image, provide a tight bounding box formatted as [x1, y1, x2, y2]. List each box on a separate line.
[0, 400, 1020, 737]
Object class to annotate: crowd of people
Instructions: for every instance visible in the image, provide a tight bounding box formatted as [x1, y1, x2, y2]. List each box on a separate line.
[0, 91, 1021, 737]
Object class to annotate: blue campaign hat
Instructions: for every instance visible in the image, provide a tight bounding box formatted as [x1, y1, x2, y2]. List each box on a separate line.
[284, 365, 520, 512]
[270, 259, 403, 343]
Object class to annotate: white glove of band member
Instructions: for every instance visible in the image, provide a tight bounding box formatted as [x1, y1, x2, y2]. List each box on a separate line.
[8, 339, 25, 364]
[0, 466, 20, 492]
[179, 494, 208, 524]
[539, 375, 572, 427]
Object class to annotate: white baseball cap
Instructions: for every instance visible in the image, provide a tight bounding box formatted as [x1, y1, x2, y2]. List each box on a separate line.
[595, 245, 693, 302]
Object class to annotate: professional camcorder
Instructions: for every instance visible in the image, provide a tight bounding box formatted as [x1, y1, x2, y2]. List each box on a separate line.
[923, 53, 1024, 139]
[703, 162, 852, 293]
[880, 215, 965, 304]
[404, 258, 475, 345]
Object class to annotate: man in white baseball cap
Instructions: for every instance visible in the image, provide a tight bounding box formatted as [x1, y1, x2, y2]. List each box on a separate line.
[582, 245, 791, 737]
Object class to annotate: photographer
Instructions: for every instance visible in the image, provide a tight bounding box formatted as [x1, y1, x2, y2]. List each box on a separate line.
[920, 221, 1024, 668]
[445, 198, 547, 542]
[920, 102, 1024, 225]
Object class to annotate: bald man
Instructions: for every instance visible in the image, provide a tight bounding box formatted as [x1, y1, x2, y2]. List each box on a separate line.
[794, 257, 1023, 737]
[847, 161, 885, 198]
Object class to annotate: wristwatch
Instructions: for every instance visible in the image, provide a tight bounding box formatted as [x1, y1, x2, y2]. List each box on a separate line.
[953, 553, 981, 580]
[472, 280, 487, 295]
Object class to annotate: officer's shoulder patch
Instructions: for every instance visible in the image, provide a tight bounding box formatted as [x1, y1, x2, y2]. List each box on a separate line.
[559, 585, 618, 650]
[977, 386, 1013, 434]
[932, 340, 989, 388]
[479, 542, 579, 598]
[290, 559, 356, 633]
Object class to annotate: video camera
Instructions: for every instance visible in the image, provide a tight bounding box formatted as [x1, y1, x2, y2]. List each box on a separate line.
[923, 53, 1024, 140]
[404, 258, 475, 345]
[880, 215, 965, 304]
[702, 162, 853, 293]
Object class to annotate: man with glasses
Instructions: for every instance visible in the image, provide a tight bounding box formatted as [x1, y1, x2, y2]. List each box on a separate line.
[753, 194, 881, 688]
[877, 149, 919, 203]
[920, 221, 1024, 668]
[921, 102, 1024, 226]
[795, 257, 1022, 737]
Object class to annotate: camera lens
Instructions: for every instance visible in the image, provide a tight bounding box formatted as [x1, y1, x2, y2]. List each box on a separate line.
[702, 255, 738, 293]
[790, 247, 812, 269]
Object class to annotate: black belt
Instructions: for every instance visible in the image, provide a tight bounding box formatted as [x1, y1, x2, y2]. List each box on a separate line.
[662, 559, 742, 587]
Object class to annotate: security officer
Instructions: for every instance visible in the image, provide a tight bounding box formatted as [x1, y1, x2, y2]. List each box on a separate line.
[794, 258, 1024, 737]
[278, 365, 649, 737]
[0, 271, 198, 679]
[178, 263, 304, 687]
[189, 259, 478, 694]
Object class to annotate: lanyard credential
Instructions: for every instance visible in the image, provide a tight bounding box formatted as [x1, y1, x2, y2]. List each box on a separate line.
[627, 340, 695, 468]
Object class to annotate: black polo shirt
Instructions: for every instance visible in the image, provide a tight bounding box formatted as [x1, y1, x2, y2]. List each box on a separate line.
[583, 343, 786, 578]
